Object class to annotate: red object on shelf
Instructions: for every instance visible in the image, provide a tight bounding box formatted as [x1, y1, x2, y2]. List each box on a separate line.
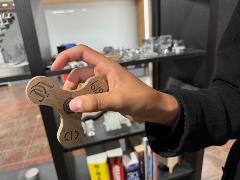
[108, 157, 125, 180]
[63, 74, 69, 81]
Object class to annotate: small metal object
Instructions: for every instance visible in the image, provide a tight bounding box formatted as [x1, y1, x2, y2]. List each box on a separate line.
[84, 120, 95, 137]
[25, 168, 39, 180]
[63, 97, 74, 113]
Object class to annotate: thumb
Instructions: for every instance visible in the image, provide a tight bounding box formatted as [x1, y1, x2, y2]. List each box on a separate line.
[69, 92, 120, 112]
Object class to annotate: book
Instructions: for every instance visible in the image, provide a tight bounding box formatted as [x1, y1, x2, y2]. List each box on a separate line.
[134, 144, 145, 180]
[142, 137, 155, 180]
[107, 148, 125, 180]
[142, 137, 148, 180]
[147, 146, 152, 180]
[123, 152, 140, 180]
[87, 152, 111, 180]
[152, 152, 158, 180]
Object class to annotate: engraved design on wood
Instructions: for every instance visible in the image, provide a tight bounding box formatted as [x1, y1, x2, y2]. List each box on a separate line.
[64, 130, 80, 142]
[90, 80, 104, 93]
[30, 82, 54, 102]
[26, 76, 109, 148]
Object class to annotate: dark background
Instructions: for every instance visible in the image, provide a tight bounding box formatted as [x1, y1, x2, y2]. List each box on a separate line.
[159, 0, 238, 88]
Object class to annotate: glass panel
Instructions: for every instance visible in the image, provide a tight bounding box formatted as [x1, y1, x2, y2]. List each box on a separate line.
[0, 3, 30, 78]
[0, 2, 55, 180]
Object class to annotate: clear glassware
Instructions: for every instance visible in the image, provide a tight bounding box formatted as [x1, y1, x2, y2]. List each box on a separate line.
[84, 120, 96, 137]
[152, 36, 160, 52]
[142, 38, 154, 54]
[158, 35, 173, 55]
[173, 39, 185, 47]
[122, 48, 140, 61]
[140, 38, 158, 58]
[172, 39, 186, 54]
[102, 46, 124, 62]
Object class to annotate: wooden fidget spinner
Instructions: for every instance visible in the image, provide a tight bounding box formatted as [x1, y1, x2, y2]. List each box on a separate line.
[26, 76, 108, 148]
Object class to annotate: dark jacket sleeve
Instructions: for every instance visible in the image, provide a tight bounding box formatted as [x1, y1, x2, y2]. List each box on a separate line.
[145, 1, 240, 157]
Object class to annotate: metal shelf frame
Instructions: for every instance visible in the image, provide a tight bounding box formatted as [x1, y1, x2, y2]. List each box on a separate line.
[11, 0, 219, 179]
[0, 48, 206, 83]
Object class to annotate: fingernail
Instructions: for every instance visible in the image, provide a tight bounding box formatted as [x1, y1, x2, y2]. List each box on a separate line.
[69, 99, 83, 112]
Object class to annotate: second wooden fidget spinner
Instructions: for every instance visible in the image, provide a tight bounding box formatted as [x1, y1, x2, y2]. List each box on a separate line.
[26, 76, 109, 148]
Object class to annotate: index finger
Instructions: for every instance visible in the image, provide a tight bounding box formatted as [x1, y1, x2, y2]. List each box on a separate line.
[51, 45, 107, 71]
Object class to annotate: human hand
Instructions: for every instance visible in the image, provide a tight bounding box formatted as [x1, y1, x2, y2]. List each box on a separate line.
[51, 45, 179, 125]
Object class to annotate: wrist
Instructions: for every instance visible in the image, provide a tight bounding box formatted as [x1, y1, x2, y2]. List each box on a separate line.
[150, 91, 179, 126]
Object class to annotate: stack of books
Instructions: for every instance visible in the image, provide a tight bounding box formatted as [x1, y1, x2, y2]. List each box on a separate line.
[86, 137, 180, 180]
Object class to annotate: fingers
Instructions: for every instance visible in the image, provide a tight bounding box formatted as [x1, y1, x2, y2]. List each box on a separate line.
[63, 67, 94, 91]
[124, 115, 134, 121]
[123, 114, 145, 123]
[69, 92, 122, 112]
[51, 45, 107, 71]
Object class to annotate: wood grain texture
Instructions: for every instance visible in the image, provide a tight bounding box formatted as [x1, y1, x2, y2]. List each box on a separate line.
[26, 76, 108, 148]
[136, 0, 145, 46]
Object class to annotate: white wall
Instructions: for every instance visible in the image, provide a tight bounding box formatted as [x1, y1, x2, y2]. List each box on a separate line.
[44, 0, 138, 55]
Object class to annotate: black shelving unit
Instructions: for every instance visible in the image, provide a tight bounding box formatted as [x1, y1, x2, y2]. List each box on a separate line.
[0, 48, 206, 83]
[8, 0, 216, 180]
[158, 160, 193, 180]
[47, 153, 193, 180]
[69, 154, 194, 180]
[64, 117, 145, 152]
[0, 73, 31, 83]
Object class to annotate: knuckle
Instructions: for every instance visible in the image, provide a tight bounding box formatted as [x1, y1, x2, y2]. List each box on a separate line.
[95, 95, 103, 111]
[70, 68, 78, 75]
[82, 95, 98, 111]
[70, 67, 85, 76]
[115, 93, 124, 108]
[59, 51, 69, 59]
[77, 44, 88, 50]
[62, 84, 71, 91]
